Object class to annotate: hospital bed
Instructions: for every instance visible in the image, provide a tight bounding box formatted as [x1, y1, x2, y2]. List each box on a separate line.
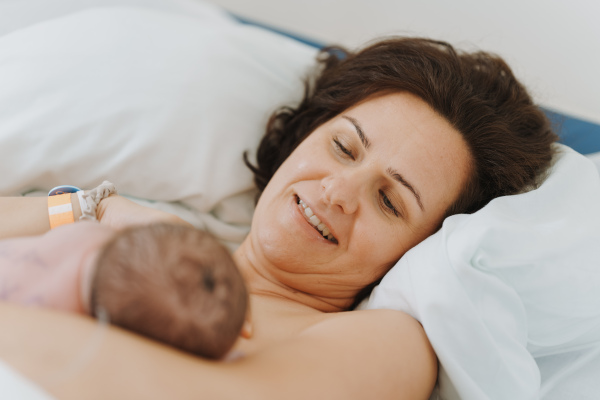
[0, 1, 599, 399]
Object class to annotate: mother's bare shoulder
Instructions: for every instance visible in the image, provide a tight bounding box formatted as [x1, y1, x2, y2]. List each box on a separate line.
[251, 309, 438, 400]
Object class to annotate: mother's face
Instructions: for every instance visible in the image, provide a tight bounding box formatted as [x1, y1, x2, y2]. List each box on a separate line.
[248, 92, 472, 299]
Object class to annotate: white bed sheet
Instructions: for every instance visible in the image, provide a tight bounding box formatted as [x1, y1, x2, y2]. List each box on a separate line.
[0, 360, 53, 400]
[538, 346, 600, 400]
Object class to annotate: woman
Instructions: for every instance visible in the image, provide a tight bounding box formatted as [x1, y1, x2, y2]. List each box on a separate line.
[0, 38, 557, 399]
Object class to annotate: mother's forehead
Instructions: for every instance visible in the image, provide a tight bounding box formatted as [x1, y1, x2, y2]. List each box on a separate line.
[329, 92, 472, 207]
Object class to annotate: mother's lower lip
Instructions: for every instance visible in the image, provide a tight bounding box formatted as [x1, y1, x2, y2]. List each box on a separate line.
[290, 196, 337, 245]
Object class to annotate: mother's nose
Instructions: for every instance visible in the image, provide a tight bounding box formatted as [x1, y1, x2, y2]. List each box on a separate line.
[321, 172, 364, 214]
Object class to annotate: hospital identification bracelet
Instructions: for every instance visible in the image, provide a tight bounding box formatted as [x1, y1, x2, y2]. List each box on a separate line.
[48, 181, 117, 229]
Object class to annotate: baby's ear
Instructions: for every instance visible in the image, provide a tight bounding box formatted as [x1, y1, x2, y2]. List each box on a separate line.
[240, 319, 253, 339]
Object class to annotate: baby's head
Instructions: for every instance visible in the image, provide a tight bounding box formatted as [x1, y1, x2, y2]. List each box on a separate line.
[89, 223, 247, 359]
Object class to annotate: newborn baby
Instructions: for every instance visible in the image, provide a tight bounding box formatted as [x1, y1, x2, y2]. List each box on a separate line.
[0, 221, 247, 359]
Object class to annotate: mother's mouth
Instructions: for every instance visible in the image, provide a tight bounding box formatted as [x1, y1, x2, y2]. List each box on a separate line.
[296, 196, 338, 244]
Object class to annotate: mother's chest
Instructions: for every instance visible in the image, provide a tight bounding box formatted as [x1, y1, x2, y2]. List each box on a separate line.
[231, 297, 329, 357]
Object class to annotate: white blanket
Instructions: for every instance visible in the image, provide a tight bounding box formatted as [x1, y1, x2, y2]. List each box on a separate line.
[0, 360, 53, 400]
[364, 144, 600, 399]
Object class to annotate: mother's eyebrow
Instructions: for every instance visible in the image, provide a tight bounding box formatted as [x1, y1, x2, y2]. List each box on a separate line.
[342, 114, 425, 213]
[387, 168, 425, 212]
[342, 115, 370, 149]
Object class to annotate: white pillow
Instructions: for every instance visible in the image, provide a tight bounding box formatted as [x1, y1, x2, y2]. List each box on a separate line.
[0, 6, 317, 244]
[0, 0, 234, 38]
[363, 144, 600, 399]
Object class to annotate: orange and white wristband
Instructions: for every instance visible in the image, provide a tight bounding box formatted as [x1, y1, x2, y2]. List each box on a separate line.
[47, 181, 117, 229]
[47, 193, 75, 229]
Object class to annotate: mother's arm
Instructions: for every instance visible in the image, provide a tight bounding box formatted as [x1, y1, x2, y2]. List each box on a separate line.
[0, 196, 76, 239]
[0, 193, 191, 240]
[0, 303, 436, 400]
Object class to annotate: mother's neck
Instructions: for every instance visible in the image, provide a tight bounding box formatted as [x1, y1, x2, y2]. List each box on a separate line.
[233, 238, 351, 314]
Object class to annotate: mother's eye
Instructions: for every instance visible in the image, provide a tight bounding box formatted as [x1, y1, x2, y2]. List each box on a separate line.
[333, 137, 355, 160]
[379, 190, 400, 218]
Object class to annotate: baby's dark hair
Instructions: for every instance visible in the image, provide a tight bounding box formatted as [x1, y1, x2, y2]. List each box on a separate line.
[90, 223, 248, 359]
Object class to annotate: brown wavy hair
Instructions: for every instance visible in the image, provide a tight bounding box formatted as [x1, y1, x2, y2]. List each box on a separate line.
[244, 37, 558, 306]
[245, 37, 557, 214]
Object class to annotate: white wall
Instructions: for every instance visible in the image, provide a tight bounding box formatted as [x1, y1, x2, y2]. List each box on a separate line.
[210, 0, 600, 124]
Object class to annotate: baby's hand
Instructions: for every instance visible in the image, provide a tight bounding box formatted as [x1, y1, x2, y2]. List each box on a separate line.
[96, 195, 192, 230]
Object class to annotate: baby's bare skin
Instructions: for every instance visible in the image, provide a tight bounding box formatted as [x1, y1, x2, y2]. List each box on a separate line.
[0, 221, 112, 312]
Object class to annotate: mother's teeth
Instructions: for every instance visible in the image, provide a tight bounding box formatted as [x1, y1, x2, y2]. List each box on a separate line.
[299, 197, 336, 242]
[299, 199, 319, 225]
[309, 215, 320, 226]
